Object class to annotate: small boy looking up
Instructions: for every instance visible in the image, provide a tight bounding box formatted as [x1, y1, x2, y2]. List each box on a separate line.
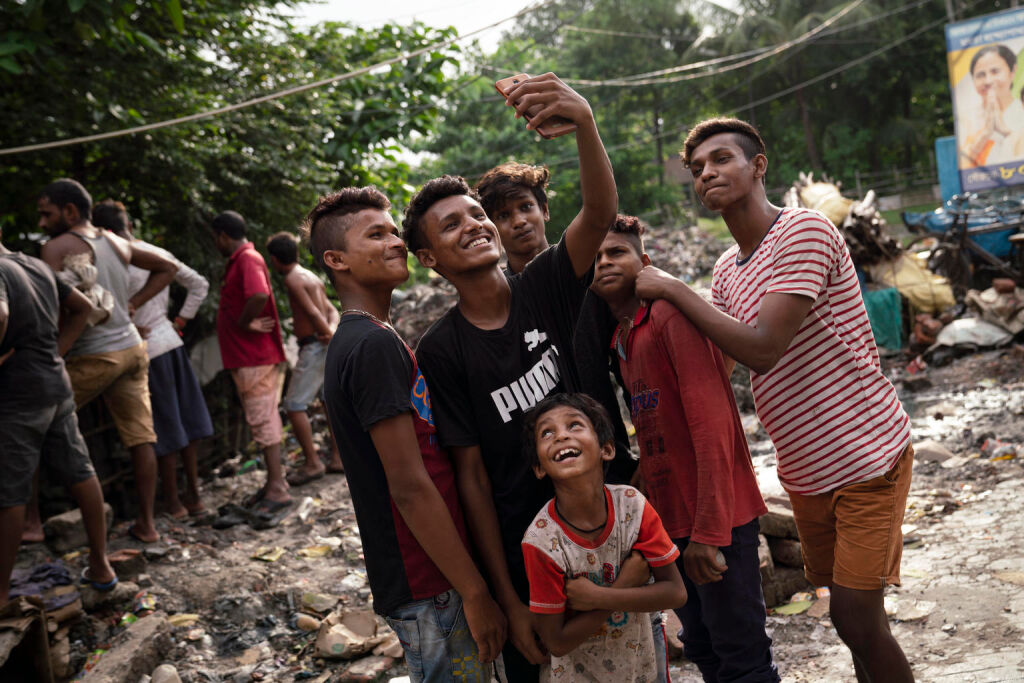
[521, 393, 686, 681]
[304, 186, 505, 679]
[590, 215, 778, 682]
[265, 231, 344, 484]
[638, 118, 914, 682]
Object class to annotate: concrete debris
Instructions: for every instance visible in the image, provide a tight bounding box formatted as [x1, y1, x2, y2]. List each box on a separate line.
[84, 612, 172, 683]
[42, 504, 113, 554]
[314, 610, 391, 660]
[150, 662, 183, 683]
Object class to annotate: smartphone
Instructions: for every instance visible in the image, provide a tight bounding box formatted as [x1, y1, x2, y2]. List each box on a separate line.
[494, 73, 578, 140]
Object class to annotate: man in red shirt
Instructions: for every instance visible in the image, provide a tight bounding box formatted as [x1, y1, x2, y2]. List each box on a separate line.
[213, 211, 290, 513]
[590, 215, 778, 682]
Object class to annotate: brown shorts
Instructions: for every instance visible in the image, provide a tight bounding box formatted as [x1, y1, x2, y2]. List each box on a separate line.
[788, 443, 914, 591]
[230, 364, 284, 447]
[65, 343, 157, 448]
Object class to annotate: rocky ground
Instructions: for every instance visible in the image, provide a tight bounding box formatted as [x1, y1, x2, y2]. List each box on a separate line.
[6, 220, 1024, 682]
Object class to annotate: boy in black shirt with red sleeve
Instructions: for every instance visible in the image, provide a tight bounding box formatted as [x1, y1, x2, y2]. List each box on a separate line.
[303, 187, 505, 681]
[403, 73, 617, 681]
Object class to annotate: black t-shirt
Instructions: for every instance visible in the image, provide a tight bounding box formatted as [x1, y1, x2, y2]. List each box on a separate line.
[416, 239, 591, 595]
[323, 315, 470, 616]
[573, 291, 638, 485]
[0, 253, 73, 411]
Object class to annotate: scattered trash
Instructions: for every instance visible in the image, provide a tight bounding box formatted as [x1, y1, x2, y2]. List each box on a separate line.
[941, 623, 957, 634]
[297, 544, 332, 558]
[294, 614, 321, 632]
[301, 592, 339, 613]
[167, 614, 200, 628]
[251, 547, 285, 562]
[296, 497, 316, 523]
[981, 438, 1019, 460]
[314, 610, 391, 659]
[994, 571, 1024, 586]
[773, 600, 813, 615]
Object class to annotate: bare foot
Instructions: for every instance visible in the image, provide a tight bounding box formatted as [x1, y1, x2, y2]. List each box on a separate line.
[128, 523, 160, 544]
[86, 554, 117, 586]
[182, 494, 206, 517]
[166, 502, 189, 520]
[325, 453, 345, 474]
[21, 523, 44, 544]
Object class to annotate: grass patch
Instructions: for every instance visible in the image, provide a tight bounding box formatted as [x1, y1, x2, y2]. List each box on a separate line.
[880, 202, 938, 229]
[697, 215, 731, 241]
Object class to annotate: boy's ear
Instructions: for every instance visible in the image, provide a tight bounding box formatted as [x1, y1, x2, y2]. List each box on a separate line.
[415, 247, 436, 269]
[752, 153, 768, 180]
[532, 462, 547, 480]
[600, 442, 615, 463]
[322, 249, 350, 274]
[542, 202, 550, 221]
[641, 252, 651, 267]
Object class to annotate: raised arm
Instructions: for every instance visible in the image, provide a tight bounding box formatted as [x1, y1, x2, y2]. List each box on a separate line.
[451, 445, 547, 665]
[504, 73, 616, 277]
[636, 266, 813, 375]
[371, 418, 506, 663]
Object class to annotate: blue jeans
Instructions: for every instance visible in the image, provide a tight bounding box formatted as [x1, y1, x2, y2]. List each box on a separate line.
[385, 589, 487, 682]
[673, 519, 779, 683]
[652, 610, 668, 683]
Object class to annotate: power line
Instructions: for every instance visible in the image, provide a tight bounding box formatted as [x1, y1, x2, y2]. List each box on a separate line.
[565, 0, 865, 87]
[0, 0, 559, 157]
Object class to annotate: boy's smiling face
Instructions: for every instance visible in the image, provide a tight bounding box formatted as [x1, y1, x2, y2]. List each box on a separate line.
[491, 188, 549, 261]
[533, 405, 614, 482]
[415, 194, 502, 276]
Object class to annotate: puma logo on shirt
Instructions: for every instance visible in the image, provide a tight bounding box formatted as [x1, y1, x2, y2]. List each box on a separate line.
[524, 329, 548, 351]
[490, 346, 561, 423]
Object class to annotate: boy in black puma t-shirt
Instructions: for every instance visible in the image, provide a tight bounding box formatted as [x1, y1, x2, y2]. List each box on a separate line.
[303, 186, 505, 681]
[403, 73, 616, 681]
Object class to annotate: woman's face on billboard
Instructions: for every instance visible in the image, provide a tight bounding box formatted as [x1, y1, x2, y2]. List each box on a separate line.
[972, 51, 1015, 101]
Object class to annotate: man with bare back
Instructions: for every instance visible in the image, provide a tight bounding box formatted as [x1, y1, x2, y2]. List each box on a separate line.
[37, 178, 178, 544]
[267, 232, 344, 485]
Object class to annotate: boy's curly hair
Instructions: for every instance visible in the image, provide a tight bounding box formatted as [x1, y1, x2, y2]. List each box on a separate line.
[302, 186, 391, 271]
[610, 214, 645, 257]
[402, 175, 479, 253]
[522, 393, 614, 470]
[475, 162, 550, 218]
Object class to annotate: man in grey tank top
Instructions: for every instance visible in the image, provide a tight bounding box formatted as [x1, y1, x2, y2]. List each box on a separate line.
[37, 179, 178, 545]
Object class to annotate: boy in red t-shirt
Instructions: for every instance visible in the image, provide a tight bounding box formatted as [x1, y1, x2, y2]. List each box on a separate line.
[521, 393, 685, 681]
[590, 215, 778, 682]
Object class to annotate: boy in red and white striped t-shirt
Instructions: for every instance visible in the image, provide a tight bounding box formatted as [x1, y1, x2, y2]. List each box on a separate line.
[635, 118, 914, 683]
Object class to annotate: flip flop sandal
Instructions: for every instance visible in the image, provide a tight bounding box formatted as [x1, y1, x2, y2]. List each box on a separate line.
[249, 499, 292, 530]
[286, 469, 325, 487]
[80, 567, 119, 592]
[212, 503, 251, 530]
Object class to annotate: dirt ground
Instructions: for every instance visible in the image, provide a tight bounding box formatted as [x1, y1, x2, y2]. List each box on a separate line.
[14, 345, 1024, 682]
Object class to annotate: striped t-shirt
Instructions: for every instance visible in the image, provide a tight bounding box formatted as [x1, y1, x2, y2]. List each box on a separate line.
[711, 207, 910, 494]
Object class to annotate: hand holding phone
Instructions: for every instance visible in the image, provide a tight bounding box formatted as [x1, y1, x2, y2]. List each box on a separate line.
[494, 73, 580, 140]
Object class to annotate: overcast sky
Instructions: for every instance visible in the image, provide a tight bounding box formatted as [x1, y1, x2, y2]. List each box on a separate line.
[287, 0, 534, 50]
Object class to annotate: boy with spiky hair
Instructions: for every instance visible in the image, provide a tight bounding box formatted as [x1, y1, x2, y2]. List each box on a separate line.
[405, 73, 617, 680]
[265, 231, 344, 485]
[590, 214, 778, 682]
[304, 186, 506, 680]
[637, 117, 914, 682]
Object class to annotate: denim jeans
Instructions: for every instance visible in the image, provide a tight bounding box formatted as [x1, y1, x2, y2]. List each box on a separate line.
[652, 610, 668, 683]
[673, 519, 780, 683]
[385, 589, 487, 682]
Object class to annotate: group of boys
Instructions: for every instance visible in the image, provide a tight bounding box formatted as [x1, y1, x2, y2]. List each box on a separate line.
[0, 182, 346, 602]
[0, 72, 916, 683]
[309, 74, 914, 683]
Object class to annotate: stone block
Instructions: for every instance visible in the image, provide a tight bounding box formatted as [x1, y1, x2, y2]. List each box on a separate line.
[109, 549, 146, 579]
[761, 566, 811, 608]
[150, 663, 182, 683]
[758, 503, 799, 540]
[914, 439, 955, 463]
[84, 613, 172, 683]
[43, 504, 113, 554]
[663, 610, 683, 660]
[82, 580, 139, 611]
[768, 537, 803, 569]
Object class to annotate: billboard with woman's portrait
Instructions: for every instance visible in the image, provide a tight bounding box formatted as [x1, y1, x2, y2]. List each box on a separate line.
[947, 8, 1024, 191]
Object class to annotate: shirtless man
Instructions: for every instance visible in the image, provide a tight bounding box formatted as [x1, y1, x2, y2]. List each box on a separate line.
[37, 178, 177, 544]
[267, 232, 344, 484]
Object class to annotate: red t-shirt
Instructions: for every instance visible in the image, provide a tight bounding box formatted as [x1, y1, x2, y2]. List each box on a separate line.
[216, 242, 285, 370]
[615, 300, 767, 546]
